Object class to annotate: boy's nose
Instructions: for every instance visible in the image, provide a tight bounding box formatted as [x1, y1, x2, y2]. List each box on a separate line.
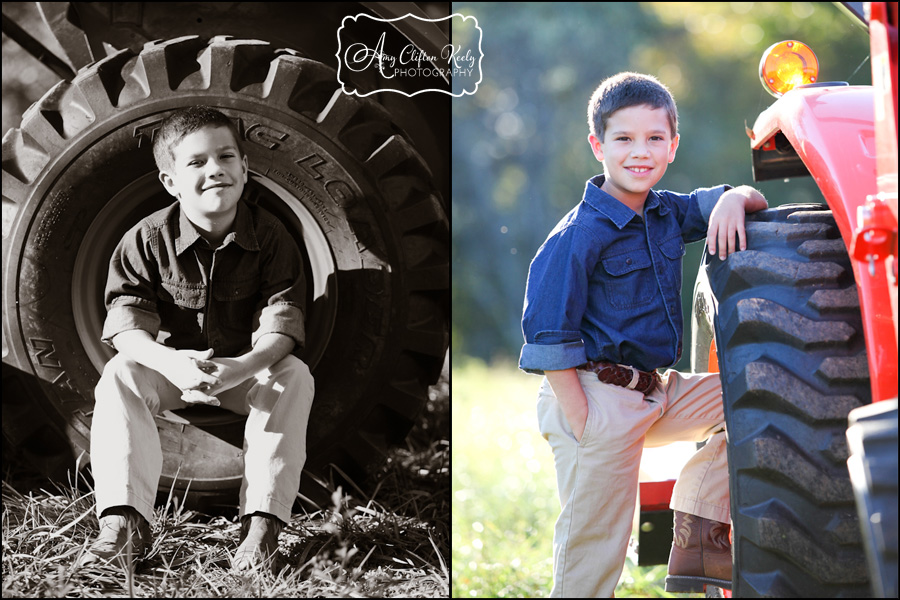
[205, 160, 225, 177]
[630, 144, 650, 157]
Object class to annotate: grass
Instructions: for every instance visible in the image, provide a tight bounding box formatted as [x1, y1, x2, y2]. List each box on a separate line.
[1, 363, 449, 598]
[452, 358, 704, 598]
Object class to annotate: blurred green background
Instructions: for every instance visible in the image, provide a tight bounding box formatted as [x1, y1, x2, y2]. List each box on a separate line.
[451, 2, 871, 597]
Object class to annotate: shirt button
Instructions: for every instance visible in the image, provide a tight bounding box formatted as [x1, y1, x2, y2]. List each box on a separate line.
[626, 258, 633, 265]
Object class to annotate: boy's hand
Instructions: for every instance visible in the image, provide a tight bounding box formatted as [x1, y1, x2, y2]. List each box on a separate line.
[163, 348, 222, 398]
[707, 185, 768, 260]
[181, 388, 220, 406]
[177, 334, 296, 402]
[545, 368, 589, 443]
[203, 356, 251, 398]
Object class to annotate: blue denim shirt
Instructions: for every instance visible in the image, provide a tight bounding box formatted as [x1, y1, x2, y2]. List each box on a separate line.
[101, 199, 306, 357]
[519, 174, 731, 374]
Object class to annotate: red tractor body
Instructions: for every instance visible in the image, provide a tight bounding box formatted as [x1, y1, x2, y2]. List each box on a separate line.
[640, 3, 898, 597]
[750, 6, 898, 403]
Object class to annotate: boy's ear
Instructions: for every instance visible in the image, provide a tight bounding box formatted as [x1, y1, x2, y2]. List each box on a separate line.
[158, 170, 180, 198]
[668, 134, 680, 163]
[588, 134, 604, 162]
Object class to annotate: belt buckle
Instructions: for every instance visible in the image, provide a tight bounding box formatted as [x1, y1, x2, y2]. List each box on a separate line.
[624, 365, 640, 390]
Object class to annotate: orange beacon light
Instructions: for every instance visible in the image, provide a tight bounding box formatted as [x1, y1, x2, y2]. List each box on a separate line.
[759, 40, 819, 97]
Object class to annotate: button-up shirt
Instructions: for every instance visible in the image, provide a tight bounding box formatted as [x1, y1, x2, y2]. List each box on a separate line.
[519, 174, 730, 374]
[101, 199, 306, 357]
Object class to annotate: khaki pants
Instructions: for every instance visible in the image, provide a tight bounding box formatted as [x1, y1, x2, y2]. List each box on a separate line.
[91, 353, 315, 525]
[537, 369, 729, 598]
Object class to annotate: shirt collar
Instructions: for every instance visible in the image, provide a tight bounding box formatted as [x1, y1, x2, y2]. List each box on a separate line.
[174, 195, 260, 255]
[582, 174, 668, 229]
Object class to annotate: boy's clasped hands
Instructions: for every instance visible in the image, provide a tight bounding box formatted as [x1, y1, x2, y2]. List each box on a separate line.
[168, 348, 241, 406]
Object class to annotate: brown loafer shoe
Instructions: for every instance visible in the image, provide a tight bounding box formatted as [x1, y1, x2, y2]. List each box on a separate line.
[77, 506, 151, 567]
[665, 510, 732, 592]
[232, 512, 284, 574]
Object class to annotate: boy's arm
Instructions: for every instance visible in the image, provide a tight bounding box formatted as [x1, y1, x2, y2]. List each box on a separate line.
[706, 185, 768, 259]
[521, 224, 600, 442]
[112, 329, 221, 392]
[101, 224, 162, 349]
[251, 219, 307, 352]
[545, 368, 590, 443]
[205, 333, 295, 397]
[520, 224, 598, 374]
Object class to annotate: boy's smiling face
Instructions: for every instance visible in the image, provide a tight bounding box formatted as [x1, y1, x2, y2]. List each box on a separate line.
[159, 125, 248, 223]
[588, 104, 679, 211]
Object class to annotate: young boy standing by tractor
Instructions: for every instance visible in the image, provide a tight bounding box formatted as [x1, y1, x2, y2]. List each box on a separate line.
[519, 72, 768, 596]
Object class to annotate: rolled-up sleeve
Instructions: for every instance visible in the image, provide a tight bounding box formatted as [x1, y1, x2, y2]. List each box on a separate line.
[661, 184, 733, 243]
[251, 220, 307, 350]
[101, 224, 161, 348]
[695, 184, 733, 224]
[519, 224, 600, 374]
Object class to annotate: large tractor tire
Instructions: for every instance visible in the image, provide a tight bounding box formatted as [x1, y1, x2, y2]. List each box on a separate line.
[692, 204, 872, 596]
[846, 399, 899, 599]
[2, 35, 448, 509]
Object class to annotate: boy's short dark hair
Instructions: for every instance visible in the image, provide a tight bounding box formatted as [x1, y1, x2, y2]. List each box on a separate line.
[587, 72, 678, 142]
[153, 106, 244, 173]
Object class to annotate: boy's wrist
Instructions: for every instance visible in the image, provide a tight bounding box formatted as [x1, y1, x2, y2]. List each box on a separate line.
[722, 185, 767, 211]
[234, 332, 295, 374]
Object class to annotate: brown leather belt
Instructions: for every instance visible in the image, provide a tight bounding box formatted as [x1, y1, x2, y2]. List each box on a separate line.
[577, 360, 660, 394]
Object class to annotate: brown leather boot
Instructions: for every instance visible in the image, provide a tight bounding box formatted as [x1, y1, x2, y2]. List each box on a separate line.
[77, 505, 152, 567]
[665, 510, 732, 592]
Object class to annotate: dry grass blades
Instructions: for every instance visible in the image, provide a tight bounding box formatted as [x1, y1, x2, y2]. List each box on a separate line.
[1, 369, 449, 598]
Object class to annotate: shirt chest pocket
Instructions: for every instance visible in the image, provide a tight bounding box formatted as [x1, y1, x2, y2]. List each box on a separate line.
[657, 235, 686, 286]
[599, 248, 655, 309]
[212, 276, 260, 328]
[658, 236, 686, 261]
[159, 280, 205, 309]
[212, 277, 259, 302]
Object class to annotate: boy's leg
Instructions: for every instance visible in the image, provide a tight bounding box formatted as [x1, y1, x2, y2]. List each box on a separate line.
[91, 353, 188, 524]
[537, 372, 661, 598]
[643, 371, 731, 590]
[216, 354, 315, 524]
[643, 370, 730, 522]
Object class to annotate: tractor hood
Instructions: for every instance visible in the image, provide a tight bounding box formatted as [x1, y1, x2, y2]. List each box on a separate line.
[750, 84, 877, 248]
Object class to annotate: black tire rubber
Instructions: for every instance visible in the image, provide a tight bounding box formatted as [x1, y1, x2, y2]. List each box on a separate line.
[1, 36, 448, 508]
[846, 399, 899, 599]
[693, 204, 872, 596]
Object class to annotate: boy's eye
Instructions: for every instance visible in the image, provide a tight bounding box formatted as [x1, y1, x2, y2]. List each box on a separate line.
[616, 137, 630, 142]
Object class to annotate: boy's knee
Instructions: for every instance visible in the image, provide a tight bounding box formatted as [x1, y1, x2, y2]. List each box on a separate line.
[267, 355, 314, 394]
[98, 353, 146, 385]
[95, 353, 170, 412]
[275, 354, 312, 380]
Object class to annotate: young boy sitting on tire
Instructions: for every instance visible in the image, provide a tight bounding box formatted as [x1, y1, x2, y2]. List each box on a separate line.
[79, 106, 314, 574]
[519, 72, 768, 597]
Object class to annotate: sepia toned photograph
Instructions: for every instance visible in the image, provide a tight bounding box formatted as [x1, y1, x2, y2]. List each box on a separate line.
[2, 2, 449, 596]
